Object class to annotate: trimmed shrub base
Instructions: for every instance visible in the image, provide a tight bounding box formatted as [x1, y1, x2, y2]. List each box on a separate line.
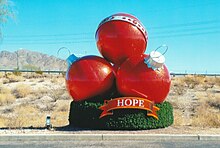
[69, 100, 173, 130]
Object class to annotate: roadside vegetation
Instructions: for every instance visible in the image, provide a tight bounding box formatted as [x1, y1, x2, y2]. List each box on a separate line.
[0, 72, 219, 128]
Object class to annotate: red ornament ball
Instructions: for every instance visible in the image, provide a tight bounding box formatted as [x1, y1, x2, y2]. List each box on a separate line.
[96, 13, 148, 66]
[116, 54, 171, 103]
[66, 55, 115, 102]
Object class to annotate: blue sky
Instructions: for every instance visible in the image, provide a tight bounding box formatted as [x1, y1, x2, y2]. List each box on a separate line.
[1, 0, 220, 73]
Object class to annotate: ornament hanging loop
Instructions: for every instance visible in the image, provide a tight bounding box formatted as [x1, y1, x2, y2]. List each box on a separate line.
[57, 47, 72, 70]
[153, 44, 168, 58]
[57, 47, 71, 58]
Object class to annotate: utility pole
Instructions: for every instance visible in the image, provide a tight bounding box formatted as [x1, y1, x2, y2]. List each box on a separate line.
[15, 51, 19, 70]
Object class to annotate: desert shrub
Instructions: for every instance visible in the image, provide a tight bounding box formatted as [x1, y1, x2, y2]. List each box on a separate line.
[191, 103, 220, 128]
[0, 72, 5, 78]
[24, 73, 44, 79]
[191, 95, 220, 128]
[2, 78, 10, 84]
[0, 86, 15, 105]
[30, 87, 50, 99]
[55, 104, 68, 112]
[50, 77, 58, 83]
[215, 77, 220, 86]
[171, 79, 186, 95]
[7, 74, 24, 83]
[182, 75, 205, 89]
[54, 100, 71, 112]
[51, 111, 70, 127]
[0, 116, 8, 127]
[42, 103, 55, 112]
[61, 71, 66, 77]
[69, 101, 173, 130]
[60, 92, 71, 100]
[36, 87, 50, 94]
[37, 79, 45, 83]
[207, 93, 220, 110]
[4, 103, 69, 128]
[0, 93, 16, 106]
[173, 110, 185, 126]
[13, 69, 21, 76]
[13, 84, 32, 98]
[50, 88, 67, 102]
[5, 105, 43, 128]
[35, 70, 43, 75]
[50, 76, 65, 86]
[35, 101, 55, 112]
[2, 107, 14, 114]
[0, 85, 10, 94]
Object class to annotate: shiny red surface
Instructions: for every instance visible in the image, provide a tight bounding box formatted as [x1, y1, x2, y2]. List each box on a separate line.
[66, 56, 115, 102]
[116, 54, 171, 103]
[96, 13, 147, 66]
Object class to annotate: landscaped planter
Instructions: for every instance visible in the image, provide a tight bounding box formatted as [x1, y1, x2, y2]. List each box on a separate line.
[69, 100, 173, 130]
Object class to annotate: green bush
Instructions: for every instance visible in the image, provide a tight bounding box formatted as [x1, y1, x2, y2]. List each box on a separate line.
[69, 100, 173, 130]
[13, 69, 21, 76]
[35, 70, 43, 75]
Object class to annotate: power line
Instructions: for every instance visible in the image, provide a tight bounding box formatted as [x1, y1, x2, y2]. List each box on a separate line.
[1, 40, 94, 45]
[3, 30, 220, 45]
[5, 25, 220, 41]
[4, 32, 94, 38]
[4, 36, 94, 41]
[4, 19, 220, 39]
[151, 30, 220, 39]
[3, 31, 220, 45]
[150, 25, 220, 35]
[3, 26, 220, 44]
[147, 20, 220, 30]
[2, 19, 220, 45]
[143, 1, 219, 14]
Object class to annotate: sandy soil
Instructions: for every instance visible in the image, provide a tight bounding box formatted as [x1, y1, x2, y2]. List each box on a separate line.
[0, 73, 220, 134]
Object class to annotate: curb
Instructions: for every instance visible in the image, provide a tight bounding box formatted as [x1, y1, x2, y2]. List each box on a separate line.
[103, 134, 199, 141]
[198, 134, 220, 141]
[0, 134, 220, 141]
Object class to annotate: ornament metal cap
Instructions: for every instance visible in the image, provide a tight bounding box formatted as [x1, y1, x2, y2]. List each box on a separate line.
[144, 45, 168, 70]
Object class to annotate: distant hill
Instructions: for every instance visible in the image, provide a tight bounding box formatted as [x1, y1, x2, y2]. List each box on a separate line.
[0, 49, 67, 71]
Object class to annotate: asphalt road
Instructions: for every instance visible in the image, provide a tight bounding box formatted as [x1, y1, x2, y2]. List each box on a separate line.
[0, 140, 220, 148]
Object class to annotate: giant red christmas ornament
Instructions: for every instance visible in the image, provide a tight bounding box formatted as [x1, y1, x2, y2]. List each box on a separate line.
[116, 53, 171, 103]
[66, 55, 115, 102]
[96, 13, 148, 66]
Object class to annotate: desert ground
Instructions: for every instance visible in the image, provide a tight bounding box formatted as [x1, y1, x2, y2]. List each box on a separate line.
[0, 72, 219, 133]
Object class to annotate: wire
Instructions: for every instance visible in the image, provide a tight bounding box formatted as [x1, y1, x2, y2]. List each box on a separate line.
[4, 32, 94, 38]
[4, 19, 220, 39]
[147, 20, 220, 30]
[2, 18, 220, 44]
[151, 30, 220, 39]
[2, 40, 94, 45]
[3, 30, 220, 45]
[3, 26, 220, 44]
[150, 25, 220, 35]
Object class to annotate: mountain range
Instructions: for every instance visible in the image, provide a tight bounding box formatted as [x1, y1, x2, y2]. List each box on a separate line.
[0, 49, 67, 71]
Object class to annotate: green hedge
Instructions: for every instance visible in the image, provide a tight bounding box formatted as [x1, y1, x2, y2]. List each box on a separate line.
[69, 100, 173, 130]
